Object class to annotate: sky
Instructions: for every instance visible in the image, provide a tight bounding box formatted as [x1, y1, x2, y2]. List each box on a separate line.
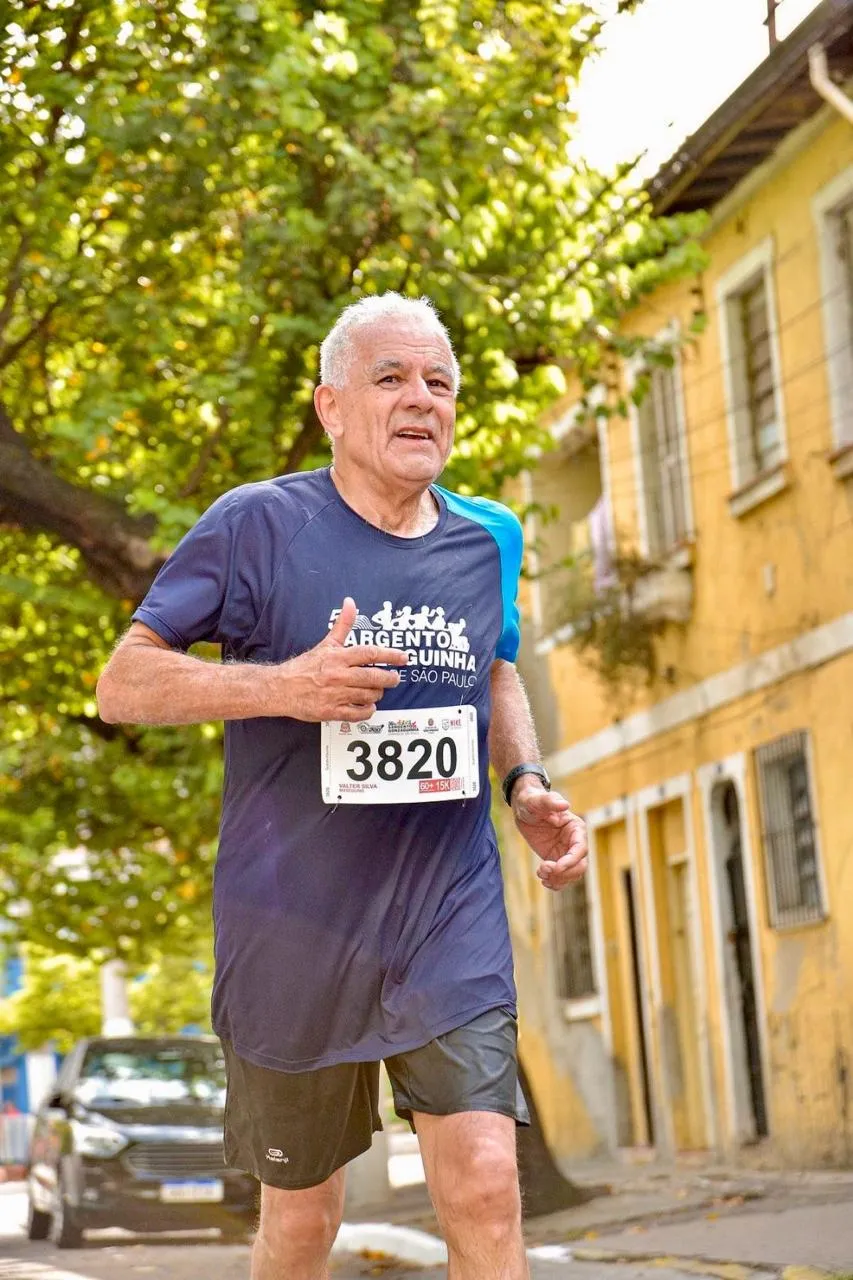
[573, 0, 824, 175]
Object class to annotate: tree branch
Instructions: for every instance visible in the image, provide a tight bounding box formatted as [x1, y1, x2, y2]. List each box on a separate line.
[66, 714, 144, 756]
[0, 405, 163, 601]
[0, 297, 62, 372]
[280, 399, 325, 474]
[179, 401, 230, 498]
[0, 229, 31, 338]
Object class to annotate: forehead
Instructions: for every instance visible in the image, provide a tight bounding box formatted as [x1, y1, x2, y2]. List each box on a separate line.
[351, 318, 453, 370]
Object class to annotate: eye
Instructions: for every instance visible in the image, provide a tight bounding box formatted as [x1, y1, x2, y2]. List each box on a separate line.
[429, 379, 452, 393]
[379, 375, 400, 385]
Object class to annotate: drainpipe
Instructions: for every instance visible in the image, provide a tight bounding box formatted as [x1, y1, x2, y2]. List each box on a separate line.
[809, 43, 853, 126]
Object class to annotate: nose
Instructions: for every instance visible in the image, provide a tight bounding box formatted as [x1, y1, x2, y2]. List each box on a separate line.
[405, 377, 434, 412]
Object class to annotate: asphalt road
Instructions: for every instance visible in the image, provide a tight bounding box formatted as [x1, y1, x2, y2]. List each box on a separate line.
[0, 1185, 417, 1280]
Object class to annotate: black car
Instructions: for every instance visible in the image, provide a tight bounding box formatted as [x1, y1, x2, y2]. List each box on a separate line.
[26, 1034, 258, 1247]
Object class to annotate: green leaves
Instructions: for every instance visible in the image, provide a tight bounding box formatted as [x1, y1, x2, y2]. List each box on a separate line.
[0, 944, 214, 1051]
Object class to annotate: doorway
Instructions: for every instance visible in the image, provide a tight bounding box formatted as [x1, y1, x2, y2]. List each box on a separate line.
[622, 867, 655, 1145]
[595, 821, 654, 1148]
[712, 780, 768, 1141]
[645, 797, 709, 1151]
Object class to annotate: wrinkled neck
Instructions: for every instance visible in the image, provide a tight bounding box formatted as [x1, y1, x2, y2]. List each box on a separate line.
[329, 465, 439, 537]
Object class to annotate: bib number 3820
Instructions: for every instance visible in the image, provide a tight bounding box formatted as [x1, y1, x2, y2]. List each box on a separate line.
[321, 706, 479, 805]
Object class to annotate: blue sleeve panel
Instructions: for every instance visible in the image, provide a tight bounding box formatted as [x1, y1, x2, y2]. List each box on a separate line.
[436, 487, 524, 662]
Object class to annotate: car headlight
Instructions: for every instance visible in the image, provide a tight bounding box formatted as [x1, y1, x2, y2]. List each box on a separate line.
[70, 1118, 129, 1159]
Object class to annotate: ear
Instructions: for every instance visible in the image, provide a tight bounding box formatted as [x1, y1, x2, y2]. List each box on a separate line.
[314, 384, 343, 443]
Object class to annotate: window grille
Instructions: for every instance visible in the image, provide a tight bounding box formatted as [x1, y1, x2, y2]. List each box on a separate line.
[738, 276, 782, 475]
[755, 731, 825, 927]
[552, 877, 596, 1000]
[637, 364, 689, 557]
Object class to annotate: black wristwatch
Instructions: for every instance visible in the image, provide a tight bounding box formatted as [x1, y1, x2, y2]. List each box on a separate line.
[502, 763, 551, 806]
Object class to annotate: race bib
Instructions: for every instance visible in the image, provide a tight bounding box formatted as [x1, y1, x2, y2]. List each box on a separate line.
[321, 706, 479, 805]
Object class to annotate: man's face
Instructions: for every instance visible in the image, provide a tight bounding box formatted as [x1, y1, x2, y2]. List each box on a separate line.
[316, 317, 457, 491]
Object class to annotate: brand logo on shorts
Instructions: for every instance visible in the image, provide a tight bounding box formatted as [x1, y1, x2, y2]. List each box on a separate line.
[266, 1147, 289, 1164]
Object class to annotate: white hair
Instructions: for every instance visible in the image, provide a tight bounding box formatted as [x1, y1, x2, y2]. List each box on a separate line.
[319, 292, 460, 392]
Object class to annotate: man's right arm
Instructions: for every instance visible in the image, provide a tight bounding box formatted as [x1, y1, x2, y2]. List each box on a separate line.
[96, 599, 406, 726]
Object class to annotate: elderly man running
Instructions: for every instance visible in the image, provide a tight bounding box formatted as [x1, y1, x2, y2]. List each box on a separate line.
[97, 293, 588, 1280]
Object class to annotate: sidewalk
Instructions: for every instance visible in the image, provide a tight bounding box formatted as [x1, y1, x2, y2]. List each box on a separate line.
[347, 1154, 853, 1277]
[362, 1154, 776, 1243]
[577, 1193, 853, 1273]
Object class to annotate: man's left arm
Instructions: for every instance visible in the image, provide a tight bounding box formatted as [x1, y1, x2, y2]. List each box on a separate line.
[488, 658, 588, 891]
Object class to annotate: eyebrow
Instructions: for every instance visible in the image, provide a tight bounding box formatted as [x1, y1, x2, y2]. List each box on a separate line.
[370, 358, 455, 383]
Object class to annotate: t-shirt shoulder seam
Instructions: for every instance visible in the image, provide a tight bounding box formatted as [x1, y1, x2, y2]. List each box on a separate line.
[244, 495, 340, 644]
[215, 477, 313, 520]
[435, 486, 520, 522]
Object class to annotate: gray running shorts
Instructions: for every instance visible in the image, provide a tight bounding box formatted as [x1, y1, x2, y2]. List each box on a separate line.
[222, 1007, 530, 1190]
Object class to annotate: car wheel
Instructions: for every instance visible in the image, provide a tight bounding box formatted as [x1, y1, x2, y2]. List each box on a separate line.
[48, 1177, 84, 1249]
[26, 1199, 51, 1242]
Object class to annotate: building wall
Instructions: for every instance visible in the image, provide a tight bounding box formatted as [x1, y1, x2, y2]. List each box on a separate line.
[508, 107, 853, 1167]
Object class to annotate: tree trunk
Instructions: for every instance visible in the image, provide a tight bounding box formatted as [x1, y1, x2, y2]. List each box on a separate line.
[517, 1060, 599, 1218]
[100, 959, 134, 1036]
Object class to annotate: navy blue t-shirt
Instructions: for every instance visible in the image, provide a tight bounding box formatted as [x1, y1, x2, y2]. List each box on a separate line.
[133, 468, 524, 1071]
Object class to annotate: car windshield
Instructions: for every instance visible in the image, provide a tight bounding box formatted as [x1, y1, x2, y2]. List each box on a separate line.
[74, 1044, 226, 1109]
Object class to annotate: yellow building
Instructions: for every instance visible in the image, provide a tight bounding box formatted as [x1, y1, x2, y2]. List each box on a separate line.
[504, 1, 853, 1168]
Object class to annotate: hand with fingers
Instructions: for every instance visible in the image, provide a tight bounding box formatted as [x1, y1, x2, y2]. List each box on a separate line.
[271, 596, 408, 722]
[510, 780, 588, 892]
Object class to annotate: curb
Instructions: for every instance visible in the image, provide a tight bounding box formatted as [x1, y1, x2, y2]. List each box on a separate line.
[333, 1222, 448, 1266]
[574, 1248, 775, 1280]
[780, 1271, 839, 1280]
[524, 1188, 767, 1246]
[334, 1223, 577, 1267]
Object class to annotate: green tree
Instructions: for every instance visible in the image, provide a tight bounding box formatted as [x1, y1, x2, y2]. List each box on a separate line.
[129, 951, 214, 1036]
[0, 944, 213, 1052]
[0, 0, 705, 961]
[0, 947, 101, 1053]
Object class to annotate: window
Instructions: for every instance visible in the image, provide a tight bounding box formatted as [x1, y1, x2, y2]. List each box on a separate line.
[552, 877, 597, 1000]
[813, 166, 853, 460]
[716, 239, 786, 499]
[839, 201, 853, 334]
[755, 731, 825, 928]
[736, 277, 780, 474]
[635, 361, 691, 558]
[526, 434, 607, 640]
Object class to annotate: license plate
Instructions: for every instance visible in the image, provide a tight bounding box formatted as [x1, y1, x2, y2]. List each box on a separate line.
[321, 705, 479, 805]
[159, 1179, 224, 1203]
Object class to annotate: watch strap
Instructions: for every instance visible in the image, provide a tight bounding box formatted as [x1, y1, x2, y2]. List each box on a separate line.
[502, 763, 551, 806]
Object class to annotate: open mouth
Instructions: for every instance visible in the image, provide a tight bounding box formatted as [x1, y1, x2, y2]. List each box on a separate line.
[395, 428, 434, 442]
